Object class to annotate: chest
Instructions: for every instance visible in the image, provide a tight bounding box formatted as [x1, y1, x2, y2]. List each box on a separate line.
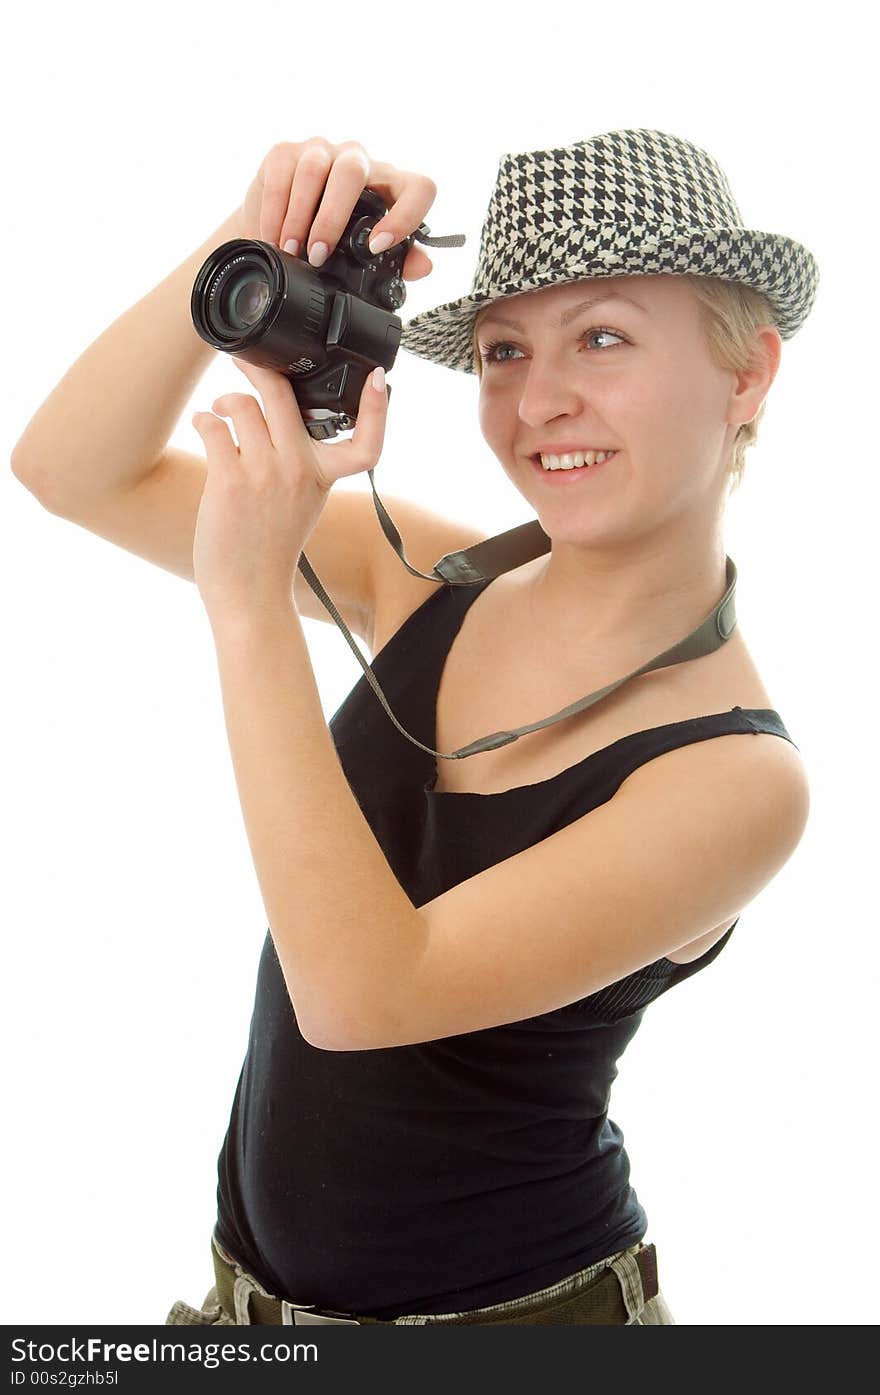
[429, 597, 774, 798]
[371, 576, 776, 966]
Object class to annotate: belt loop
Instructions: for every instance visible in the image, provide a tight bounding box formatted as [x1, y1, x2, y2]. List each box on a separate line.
[606, 1247, 646, 1323]
[233, 1273, 260, 1325]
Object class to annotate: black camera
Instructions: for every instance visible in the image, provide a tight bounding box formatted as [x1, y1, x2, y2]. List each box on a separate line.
[190, 188, 420, 441]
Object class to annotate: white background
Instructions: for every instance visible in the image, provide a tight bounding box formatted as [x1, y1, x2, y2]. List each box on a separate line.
[3, 0, 875, 1328]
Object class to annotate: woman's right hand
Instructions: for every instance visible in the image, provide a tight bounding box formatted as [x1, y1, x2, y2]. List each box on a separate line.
[238, 138, 437, 281]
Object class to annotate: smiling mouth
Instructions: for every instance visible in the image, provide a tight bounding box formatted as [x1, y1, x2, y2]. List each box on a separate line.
[529, 450, 619, 475]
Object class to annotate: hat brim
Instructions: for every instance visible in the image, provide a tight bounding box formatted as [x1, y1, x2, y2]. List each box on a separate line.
[400, 226, 820, 373]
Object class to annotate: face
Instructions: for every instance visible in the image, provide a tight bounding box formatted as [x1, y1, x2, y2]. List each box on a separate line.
[474, 274, 753, 549]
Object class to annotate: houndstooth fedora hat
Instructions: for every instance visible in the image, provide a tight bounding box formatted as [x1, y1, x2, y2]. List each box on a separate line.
[399, 127, 820, 374]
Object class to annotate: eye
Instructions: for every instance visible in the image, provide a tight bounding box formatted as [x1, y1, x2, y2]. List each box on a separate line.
[478, 327, 627, 363]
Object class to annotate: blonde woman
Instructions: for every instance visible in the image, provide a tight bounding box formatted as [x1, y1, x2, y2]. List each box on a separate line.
[12, 129, 817, 1325]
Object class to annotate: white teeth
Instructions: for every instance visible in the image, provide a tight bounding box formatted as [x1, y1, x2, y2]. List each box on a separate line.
[539, 450, 616, 470]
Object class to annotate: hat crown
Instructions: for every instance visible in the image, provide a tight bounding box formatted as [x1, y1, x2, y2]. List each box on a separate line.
[476, 128, 744, 293]
[481, 129, 744, 259]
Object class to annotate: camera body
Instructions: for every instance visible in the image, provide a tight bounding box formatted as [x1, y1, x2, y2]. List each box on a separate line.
[191, 189, 414, 439]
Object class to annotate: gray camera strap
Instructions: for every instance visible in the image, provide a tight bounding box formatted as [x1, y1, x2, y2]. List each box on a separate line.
[296, 467, 738, 762]
[411, 228, 467, 249]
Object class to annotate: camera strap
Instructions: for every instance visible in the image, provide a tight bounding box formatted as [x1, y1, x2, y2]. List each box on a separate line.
[410, 227, 467, 249]
[296, 469, 738, 762]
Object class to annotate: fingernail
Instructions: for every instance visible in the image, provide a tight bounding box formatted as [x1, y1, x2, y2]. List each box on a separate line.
[283, 238, 299, 255]
[308, 241, 329, 268]
[368, 231, 394, 255]
[371, 366, 386, 393]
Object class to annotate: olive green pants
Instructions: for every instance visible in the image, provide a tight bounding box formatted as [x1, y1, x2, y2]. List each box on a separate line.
[166, 1232, 675, 1326]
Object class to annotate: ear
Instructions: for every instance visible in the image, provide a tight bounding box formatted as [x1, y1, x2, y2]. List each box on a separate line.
[730, 324, 783, 425]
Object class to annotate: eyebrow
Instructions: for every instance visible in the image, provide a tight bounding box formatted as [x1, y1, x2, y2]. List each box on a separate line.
[476, 291, 646, 334]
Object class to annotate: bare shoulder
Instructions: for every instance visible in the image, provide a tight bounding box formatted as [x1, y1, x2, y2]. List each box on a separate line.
[365, 491, 491, 655]
[626, 715, 811, 857]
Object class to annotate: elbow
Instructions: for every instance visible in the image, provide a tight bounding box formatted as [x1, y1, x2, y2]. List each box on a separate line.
[11, 449, 37, 487]
[294, 997, 385, 1053]
[305, 1035, 367, 1053]
[285, 923, 424, 1053]
[10, 451, 51, 507]
[306, 1005, 420, 1053]
[302, 1028, 383, 1053]
[298, 1012, 356, 1052]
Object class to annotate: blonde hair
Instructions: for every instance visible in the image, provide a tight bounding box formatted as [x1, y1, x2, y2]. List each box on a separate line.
[471, 274, 779, 496]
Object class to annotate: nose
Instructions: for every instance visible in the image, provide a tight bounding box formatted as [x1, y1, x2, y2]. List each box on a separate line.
[516, 357, 584, 429]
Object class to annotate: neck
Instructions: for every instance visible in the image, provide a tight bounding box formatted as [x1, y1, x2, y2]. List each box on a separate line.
[517, 535, 730, 659]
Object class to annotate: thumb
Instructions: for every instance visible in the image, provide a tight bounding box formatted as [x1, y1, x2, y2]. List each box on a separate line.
[315, 366, 388, 485]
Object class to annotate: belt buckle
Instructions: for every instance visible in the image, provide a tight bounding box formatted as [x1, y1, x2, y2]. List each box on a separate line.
[282, 1299, 360, 1326]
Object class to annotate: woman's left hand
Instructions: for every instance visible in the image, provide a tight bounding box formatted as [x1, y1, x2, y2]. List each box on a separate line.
[191, 357, 388, 622]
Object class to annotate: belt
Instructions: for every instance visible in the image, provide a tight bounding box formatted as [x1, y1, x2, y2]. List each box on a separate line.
[211, 1236, 659, 1326]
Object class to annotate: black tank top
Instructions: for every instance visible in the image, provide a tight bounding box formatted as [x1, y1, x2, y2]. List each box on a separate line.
[214, 574, 797, 1319]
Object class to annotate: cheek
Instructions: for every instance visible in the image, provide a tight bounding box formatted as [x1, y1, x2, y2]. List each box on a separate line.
[477, 392, 509, 449]
[628, 381, 699, 452]
[654, 355, 727, 426]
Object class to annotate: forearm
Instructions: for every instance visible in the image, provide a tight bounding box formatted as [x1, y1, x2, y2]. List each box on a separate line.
[11, 206, 245, 506]
[209, 603, 427, 1051]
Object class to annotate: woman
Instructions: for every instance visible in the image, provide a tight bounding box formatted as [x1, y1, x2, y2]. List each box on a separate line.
[168, 128, 818, 1325]
[14, 128, 817, 1325]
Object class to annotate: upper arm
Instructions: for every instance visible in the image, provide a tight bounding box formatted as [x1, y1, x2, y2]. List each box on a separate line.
[345, 732, 810, 1050]
[27, 446, 388, 648]
[31, 445, 490, 653]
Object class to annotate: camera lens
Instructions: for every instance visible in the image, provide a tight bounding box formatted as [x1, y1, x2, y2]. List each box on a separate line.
[223, 270, 271, 330]
[208, 263, 271, 336]
[200, 250, 280, 342]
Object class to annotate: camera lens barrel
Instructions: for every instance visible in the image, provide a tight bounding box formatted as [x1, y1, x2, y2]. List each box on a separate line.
[191, 239, 332, 376]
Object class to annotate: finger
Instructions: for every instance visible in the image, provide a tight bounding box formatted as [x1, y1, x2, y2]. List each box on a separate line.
[303, 143, 372, 264]
[211, 393, 274, 459]
[228, 361, 312, 452]
[192, 412, 239, 469]
[258, 144, 300, 246]
[319, 368, 388, 484]
[360, 167, 438, 259]
[276, 138, 335, 253]
[401, 244, 434, 281]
